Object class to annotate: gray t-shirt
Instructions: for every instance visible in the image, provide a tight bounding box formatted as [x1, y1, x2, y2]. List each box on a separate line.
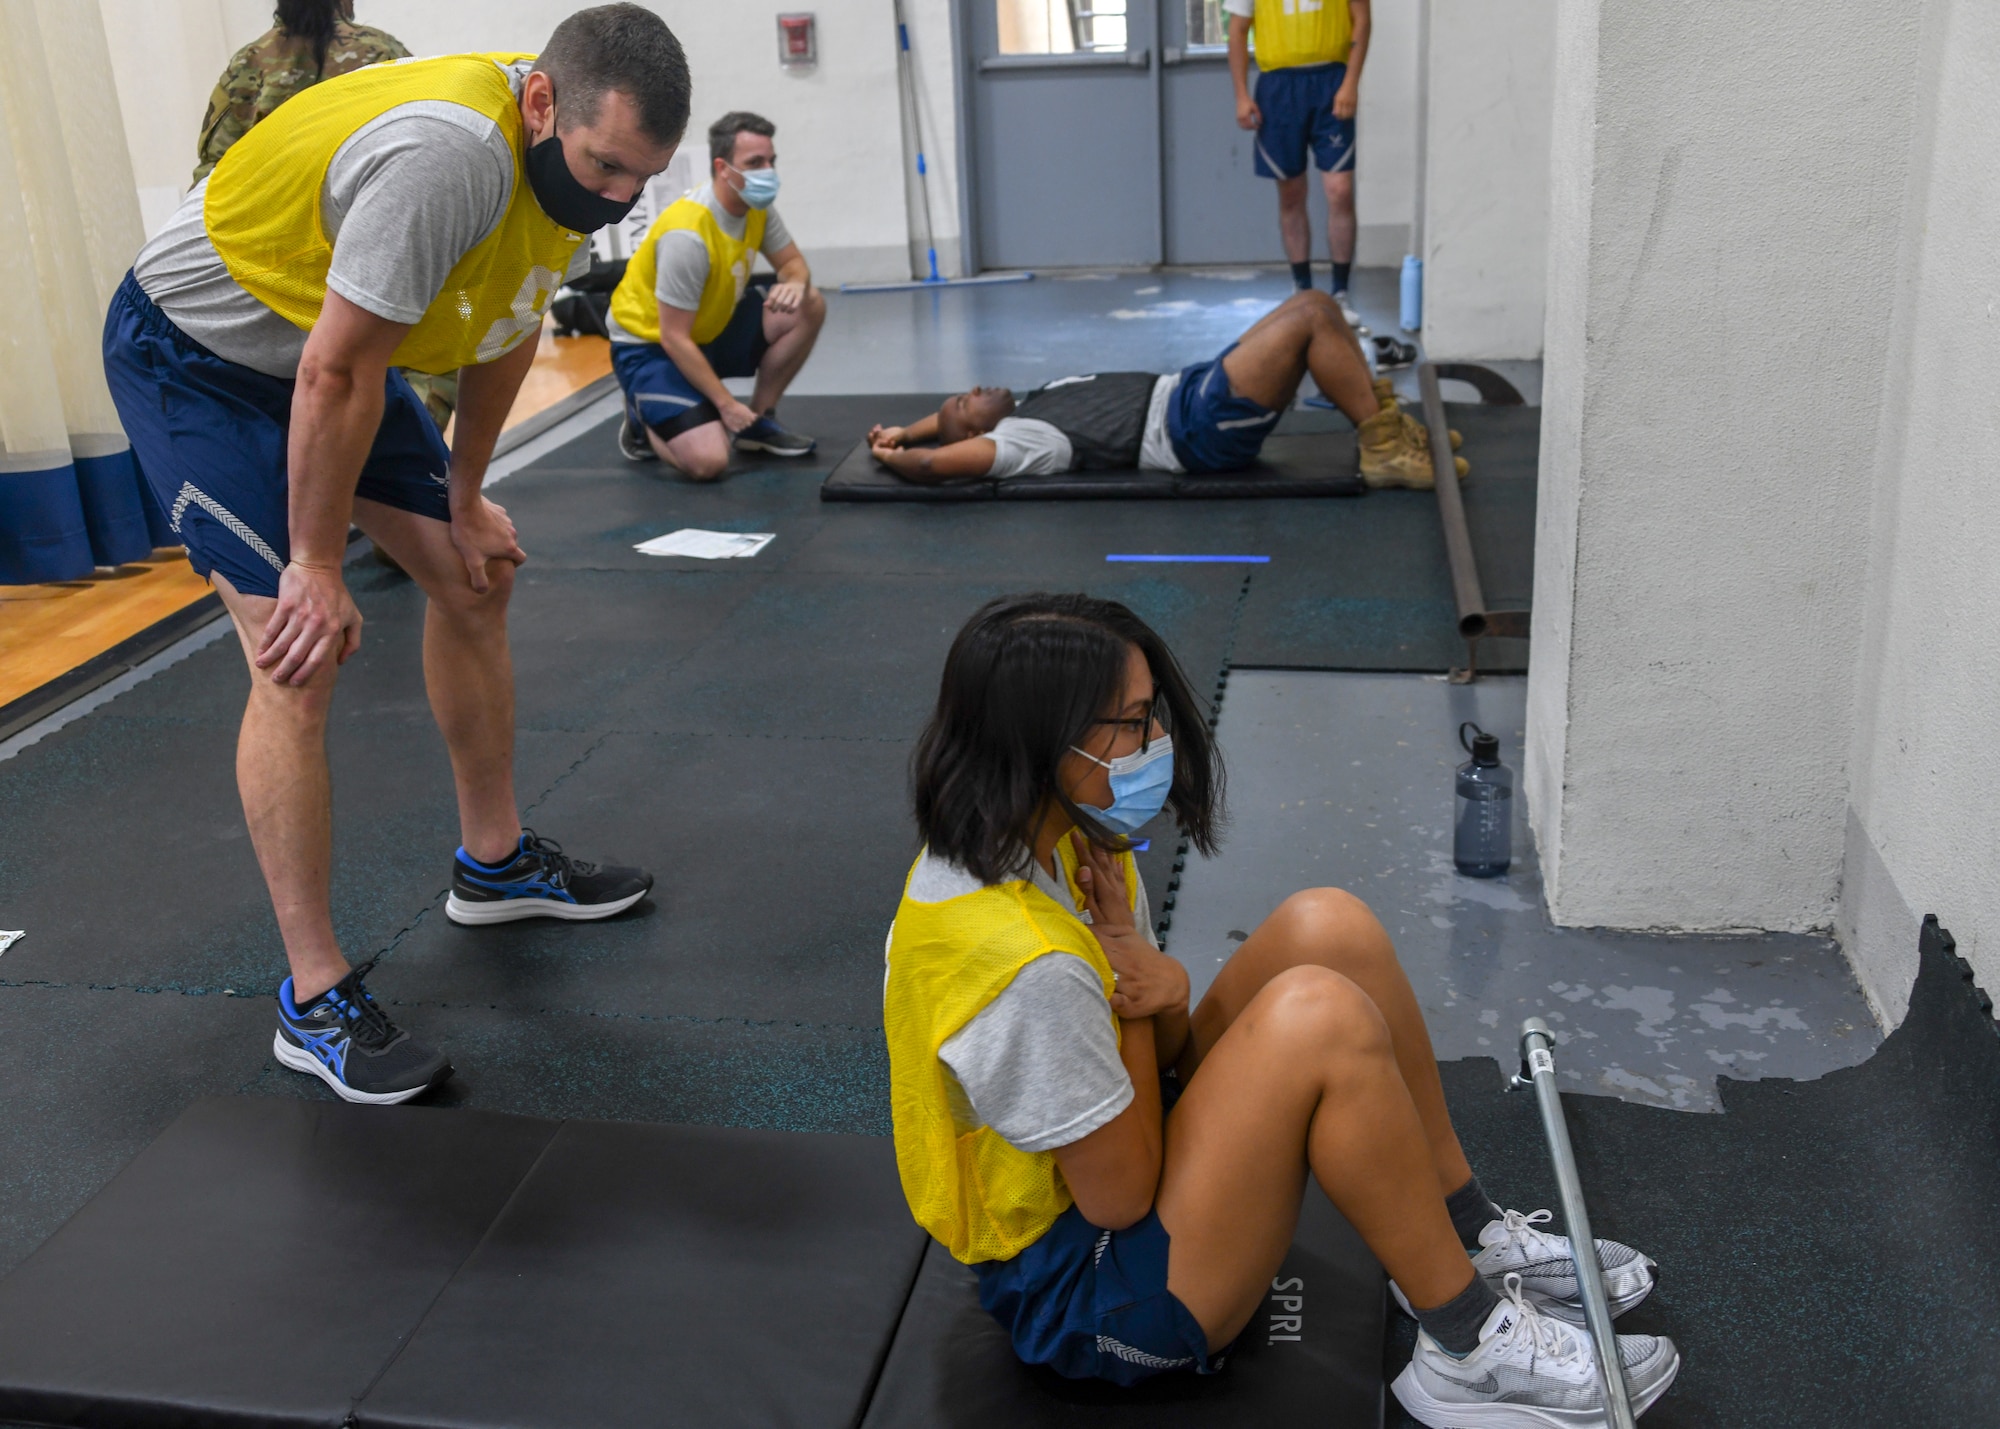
[605, 180, 795, 345]
[984, 374, 1185, 477]
[898, 849, 1156, 1155]
[133, 59, 590, 379]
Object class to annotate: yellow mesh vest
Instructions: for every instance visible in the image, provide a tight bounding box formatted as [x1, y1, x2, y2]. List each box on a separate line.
[203, 53, 587, 374]
[1249, 0, 1354, 71]
[883, 843, 1138, 1264]
[609, 194, 767, 346]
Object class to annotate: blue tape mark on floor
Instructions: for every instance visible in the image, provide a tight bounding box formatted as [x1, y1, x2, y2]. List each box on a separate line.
[1105, 555, 1271, 564]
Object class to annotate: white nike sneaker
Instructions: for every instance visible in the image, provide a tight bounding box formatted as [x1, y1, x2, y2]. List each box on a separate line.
[1393, 1273, 1681, 1428]
[1393, 1208, 1657, 1324]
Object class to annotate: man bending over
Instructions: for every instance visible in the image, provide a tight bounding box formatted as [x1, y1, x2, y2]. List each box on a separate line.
[610, 110, 825, 477]
[866, 291, 1462, 488]
[102, 5, 683, 1105]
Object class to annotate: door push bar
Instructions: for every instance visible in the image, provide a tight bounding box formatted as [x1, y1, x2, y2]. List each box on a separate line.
[1515, 1019, 1638, 1429]
[1416, 361, 1530, 683]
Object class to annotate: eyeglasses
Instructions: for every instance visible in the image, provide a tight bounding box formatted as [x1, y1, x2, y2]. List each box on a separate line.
[1088, 699, 1169, 751]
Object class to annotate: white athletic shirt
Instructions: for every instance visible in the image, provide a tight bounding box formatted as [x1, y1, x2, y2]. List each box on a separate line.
[133, 59, 591, 379]
[900, 848, 1157, 1154]
[983, 373, 1184, 477]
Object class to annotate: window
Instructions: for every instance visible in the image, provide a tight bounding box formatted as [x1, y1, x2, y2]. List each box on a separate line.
[1185, 0, 1231, 48]
[996, 0, 1129, 55]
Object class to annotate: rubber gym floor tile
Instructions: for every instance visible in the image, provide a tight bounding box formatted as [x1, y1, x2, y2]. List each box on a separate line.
[787, 494, 1329, 582]
[1386, 923, 2000, 1428]
[356, 1120, 922, 1429]
[248, 997, 892, 1136]
[379, 730, 914, 1028]
[621, 569, 1246, 742]
[1229, 405, 1537, 673]
[0, 1097, 557, 1429]
[0, 984, 277, 1278]
[0, 698, 590, 995]
[495, 463, 833, 574]
[333, 565, 762, 734]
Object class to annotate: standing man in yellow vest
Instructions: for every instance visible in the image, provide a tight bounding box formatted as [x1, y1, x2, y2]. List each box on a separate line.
[1228, 0, 1373, 326]
[608, 111, 826, 480]
[99, 6, 688, 1105]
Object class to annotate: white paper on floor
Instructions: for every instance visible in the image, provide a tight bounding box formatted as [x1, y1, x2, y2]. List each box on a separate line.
[634, 529, 775, 559]
[0, 930, 23, 957]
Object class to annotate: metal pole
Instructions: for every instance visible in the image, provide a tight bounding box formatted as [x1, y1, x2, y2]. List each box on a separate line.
[1517, 1018, 1637, 1429]
[1420, 360, 1486, 639]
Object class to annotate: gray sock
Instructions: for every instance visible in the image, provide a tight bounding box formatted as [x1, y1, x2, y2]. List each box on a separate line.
[1446, 1174, 1503, 1251]
[1414, 1270, 1501, 1358]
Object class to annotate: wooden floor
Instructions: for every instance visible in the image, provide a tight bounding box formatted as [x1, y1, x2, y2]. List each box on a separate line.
[0, 329, 611, 714]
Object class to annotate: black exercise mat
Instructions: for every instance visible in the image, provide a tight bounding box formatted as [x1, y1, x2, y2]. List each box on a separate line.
[1386, 915, 2000, 1428]
[359, 1120, 925, 1429]
[862, 1188, 1383, 1428]
[0, 1098, 558, 1429]
[822, 431, 1366, 502]
[0, 1098, 925, 1429]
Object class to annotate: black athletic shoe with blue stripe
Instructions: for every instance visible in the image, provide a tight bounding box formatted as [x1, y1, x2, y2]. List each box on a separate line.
[733, 413, 815, 456]
[273, 959, 452, 1105]
[445, 828, 653, 925]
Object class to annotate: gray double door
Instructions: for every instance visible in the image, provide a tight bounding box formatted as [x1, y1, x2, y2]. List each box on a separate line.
[964, 0, 1329, 269]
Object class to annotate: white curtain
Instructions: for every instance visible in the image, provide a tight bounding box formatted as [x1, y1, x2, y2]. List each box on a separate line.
[0, 0, 157, 582]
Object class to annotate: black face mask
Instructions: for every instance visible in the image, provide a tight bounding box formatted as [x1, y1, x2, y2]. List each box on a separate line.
[524, 131, 638, 234]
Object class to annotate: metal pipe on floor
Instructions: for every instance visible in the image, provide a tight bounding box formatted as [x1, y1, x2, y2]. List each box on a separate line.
[1420, 361, 1487, 639]
[1516, 1018, 1638, 1429]
[1417, 362, 1529, 681]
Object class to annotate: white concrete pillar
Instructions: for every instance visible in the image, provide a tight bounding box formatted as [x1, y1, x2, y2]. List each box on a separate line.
[1526, 0, 1926, 932]
[1839, 0, 2000, 1022]
[1418, 0, 1554, 360]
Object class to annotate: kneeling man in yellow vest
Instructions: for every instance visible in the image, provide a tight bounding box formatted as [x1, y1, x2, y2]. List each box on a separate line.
[100, 5, 688, 1105]
[609, 110, 827, 478]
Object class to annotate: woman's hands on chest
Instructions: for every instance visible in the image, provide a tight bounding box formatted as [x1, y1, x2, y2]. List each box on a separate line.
[1071, 832, 1190, 1021]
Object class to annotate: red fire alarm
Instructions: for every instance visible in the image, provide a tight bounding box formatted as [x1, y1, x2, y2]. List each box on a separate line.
[777, 13, 816, 67]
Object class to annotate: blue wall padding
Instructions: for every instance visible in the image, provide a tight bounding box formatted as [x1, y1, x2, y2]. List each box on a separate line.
[0, 461, 95, 583]
[131, 451, 177, 548]
[72, 448, 154, 568]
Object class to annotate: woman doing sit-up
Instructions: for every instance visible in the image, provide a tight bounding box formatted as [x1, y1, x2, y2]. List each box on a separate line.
[884, 593, 1681, 1427]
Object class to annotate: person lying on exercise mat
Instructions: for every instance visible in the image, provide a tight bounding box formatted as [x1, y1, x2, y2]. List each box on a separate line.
[885, 593, 1681, 1426]
[864, 290, 1465, 489]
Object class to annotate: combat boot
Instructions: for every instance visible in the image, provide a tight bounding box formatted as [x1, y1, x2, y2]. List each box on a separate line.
[1372, 376, 1462, 449]
[1357, 399, 1471, 490]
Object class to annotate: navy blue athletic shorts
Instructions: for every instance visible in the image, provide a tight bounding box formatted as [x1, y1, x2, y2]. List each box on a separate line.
[101, 271, 450, 600]
[1167, 342, 1282, 473]
[612, 275, 774, 440]
[974, 1204, 1226, 1386]
[1253, 61, 1355, 179]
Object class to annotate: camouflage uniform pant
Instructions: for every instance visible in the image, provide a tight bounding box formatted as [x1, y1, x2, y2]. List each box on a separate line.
[400, 370, 458, 435]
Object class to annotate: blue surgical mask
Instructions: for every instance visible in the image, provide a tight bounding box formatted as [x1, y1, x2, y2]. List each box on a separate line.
[729, 163, 781, 210]
[1070, 735, 1174, 836]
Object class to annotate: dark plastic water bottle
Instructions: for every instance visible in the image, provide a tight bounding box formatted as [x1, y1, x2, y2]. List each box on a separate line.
[1453, 722, 1512, 877]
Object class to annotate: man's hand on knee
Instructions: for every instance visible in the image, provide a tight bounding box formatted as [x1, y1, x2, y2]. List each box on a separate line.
[257, 561, 362, 686]
[448, 494, 528, 595]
